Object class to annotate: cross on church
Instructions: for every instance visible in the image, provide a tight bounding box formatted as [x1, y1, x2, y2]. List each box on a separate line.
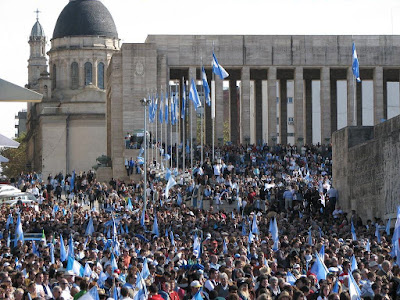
[35, 9, 41, 21]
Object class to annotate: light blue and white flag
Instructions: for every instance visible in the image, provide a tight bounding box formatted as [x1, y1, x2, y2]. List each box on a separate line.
[189, 79, 201, 110]
[78, 286, 100, 300]
[66, 256, 84, 277]
[165, 176, 177, 199]
[181, 78, 186, 119]
[14, 213, 24, 247]
[202, 67, 211, 106]
[352, 42, 361, 83]
[85, 217, 94, 236]
[212, 52, 229, 80]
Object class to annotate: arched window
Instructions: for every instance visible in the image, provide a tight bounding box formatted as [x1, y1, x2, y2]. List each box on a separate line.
[97, 62, 105, 89]
[84, 62, 92, 86]
[71, 62, 79, 89]
[52, 64, 56, 90]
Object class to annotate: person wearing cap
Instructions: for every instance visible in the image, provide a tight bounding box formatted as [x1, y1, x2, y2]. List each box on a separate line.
[185, 280, 203, 300]
[237, 278, 251, 300]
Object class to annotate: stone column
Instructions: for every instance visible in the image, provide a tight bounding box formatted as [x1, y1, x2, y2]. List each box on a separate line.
[93, 60, 98, 87]
[189, 67, 197, 145]
[347, 67, 356, 126]
[157, 55, 167, 142]
[304, 80, 312, 144]
[374, 67, 384, 124]
[241, 67, 250, 144]
[267, 67, 277, 144]
[279, 79, 288, 145]
[294, 67, 304, 145]
[230, 78, 239, 143]
[321, 67, 331, 143]
[215, 76, 224, 146]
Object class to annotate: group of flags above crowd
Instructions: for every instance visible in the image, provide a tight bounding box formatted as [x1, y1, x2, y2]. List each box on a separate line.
[146, 43, 361, 125]
[147, 51, 229, 125]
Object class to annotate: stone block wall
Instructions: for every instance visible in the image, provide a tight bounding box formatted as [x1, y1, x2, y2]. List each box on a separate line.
[333, 116, 400, 221]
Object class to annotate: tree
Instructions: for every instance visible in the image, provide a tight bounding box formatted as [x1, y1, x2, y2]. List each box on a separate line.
[0, 133, 27, 179]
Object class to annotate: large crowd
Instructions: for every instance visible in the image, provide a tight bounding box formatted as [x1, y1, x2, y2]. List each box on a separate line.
[1, 143, 400, 300]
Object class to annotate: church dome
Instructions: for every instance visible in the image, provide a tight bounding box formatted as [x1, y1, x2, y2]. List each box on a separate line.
[52, 0, 118, 40]
[31, 20, 45, 37]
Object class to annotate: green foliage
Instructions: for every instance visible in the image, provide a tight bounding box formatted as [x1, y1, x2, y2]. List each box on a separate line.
[0, 133, 27, 178]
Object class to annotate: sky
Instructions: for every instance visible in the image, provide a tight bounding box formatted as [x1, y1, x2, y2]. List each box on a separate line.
[0, 0, 400, 139]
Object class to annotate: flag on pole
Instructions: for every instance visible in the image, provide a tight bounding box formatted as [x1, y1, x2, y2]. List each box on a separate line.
[392, 206, 400, 266]
[202, 67, 211, 106]
[308, 228, 313, 246]
[193, 234, 201, 258]
[386, 218, 391, 236]
[49, 243, 55, 264]
[78, 286, 100, 300]
[141, 258, 150, 279]
[133, 272, 147, 300]
[319, 245, 325, 259]
[351, 255, 358, 271]
[286, 271, 297, 285]
[348, 272, 362, 300]
[152, 213, 159, 237]
[127, 198, 133, 211]
[60, 234, 67, 262]
[165, 176, 177, 199]
[14, 213, 24, 247]
[375, 224, 381, 243]
[181, 78, 186, 119]
[110, 252, 118, 271]
[351, 221, 357, 241]
[170, 230, 175, 246]
[223, 239, 228, 254]
[165, 91, 169, 124]
[310, 252, 328, 281]
[189, 79, 201, 110]
[251, 215, 259, 235]
[83, 263, 93, 278]
[365, 239, 371, 253]
[212, 52, 229, 80]
[70, 170, 75, 193]
[352, 42, 361, 83]
[67, 256, 84, 276]
[159, 92, 163, 124]
[68, 234, 74, 258]
[85, 217, 94, 236]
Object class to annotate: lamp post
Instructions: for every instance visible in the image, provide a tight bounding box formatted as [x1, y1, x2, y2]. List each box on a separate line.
[141, 98, 150, 210]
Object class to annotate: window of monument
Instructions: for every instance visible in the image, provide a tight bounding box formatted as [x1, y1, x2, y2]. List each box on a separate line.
[98, 62, 105, 89]
[71, 62, 79, 89]
[84, 62, 93, 86]
[52, 64, 56, 90]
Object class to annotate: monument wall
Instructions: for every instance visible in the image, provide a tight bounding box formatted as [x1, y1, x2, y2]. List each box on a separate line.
[332, 116, 400, 221]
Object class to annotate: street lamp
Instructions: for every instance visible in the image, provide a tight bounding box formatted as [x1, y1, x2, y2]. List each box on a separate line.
[140, 98, 150, 210]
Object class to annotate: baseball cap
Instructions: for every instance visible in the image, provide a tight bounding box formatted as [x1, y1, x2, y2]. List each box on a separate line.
[190, 280, 202, 288]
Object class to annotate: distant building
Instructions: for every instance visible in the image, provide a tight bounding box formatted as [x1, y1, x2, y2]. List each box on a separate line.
[15, 110, 27, 137]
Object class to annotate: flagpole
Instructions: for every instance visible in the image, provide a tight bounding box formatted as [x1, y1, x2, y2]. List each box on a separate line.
[211, 43, 215, 162]
[190, 80, 193, 170]
[182, 77, 186, 173]
[160, 87, 163, 170]
[212, 73, 215, 162]
[155, 90, 158, 169]
[200, 58, 204, 166]
[151, 91, 154, 167]
[165, 86, 168, 169]
[353, 73, 356, 126]
[175, 83, 179, 172]
[170, 85, 173, 169]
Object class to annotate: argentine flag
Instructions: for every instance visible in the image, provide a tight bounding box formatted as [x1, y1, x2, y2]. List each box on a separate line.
[66, 256, 84, 277]
[189, 79, 201, 110]
[352, 43, 361, 83]
[212, 52, 229, 80]
[202, 67, 211, 106]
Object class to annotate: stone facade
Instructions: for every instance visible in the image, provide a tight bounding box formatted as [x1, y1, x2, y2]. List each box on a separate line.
[332, 117, 400, 221]
[25, 1, 120, 179]
[106, 34, 400, 179]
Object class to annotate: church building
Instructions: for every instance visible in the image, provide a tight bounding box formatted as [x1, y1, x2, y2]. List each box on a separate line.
[26, 0, 120, 178]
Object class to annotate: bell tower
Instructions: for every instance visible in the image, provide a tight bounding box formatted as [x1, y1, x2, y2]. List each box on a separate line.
[28, 9, 48, 92]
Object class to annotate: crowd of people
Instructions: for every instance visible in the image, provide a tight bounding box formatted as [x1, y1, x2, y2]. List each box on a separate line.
[1, 143, 399, 300]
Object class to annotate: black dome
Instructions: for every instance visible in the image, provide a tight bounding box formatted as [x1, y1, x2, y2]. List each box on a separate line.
[52, 0, 118, 39]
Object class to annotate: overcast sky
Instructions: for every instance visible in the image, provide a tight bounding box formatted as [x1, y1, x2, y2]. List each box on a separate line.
[1, 0, 400, 138]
